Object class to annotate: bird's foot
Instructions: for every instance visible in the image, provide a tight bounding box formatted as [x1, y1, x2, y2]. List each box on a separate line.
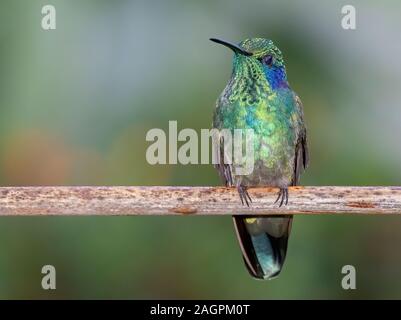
[237, 185, 252, 207]
[274, 188, 288, 207]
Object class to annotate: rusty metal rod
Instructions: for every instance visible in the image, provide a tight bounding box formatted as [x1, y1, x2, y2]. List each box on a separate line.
[0, 186, 400, 216]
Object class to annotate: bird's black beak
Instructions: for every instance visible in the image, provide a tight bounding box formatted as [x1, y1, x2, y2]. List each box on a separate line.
[210, 38, 252, 56]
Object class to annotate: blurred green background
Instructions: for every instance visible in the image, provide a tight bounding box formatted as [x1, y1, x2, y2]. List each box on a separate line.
[0, 0, 401, 299]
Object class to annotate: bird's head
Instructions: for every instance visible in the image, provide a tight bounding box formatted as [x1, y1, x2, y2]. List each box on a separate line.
[210, 37, 288, 92]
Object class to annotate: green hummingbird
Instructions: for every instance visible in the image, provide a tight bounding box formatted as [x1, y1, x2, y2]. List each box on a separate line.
[211, 37, 309, 280]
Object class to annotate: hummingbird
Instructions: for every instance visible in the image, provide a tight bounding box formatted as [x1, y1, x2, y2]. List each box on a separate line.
[210, 38, 309, 280]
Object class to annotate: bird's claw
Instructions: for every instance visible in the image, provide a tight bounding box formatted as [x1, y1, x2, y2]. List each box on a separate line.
[274, 188, 288, 207]
[237, 185, 252, 207]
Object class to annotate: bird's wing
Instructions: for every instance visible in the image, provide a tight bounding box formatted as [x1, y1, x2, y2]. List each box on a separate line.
[292, 94, 309, 186]
[212, 106, 234, 187]
[214, 136, 234, 187]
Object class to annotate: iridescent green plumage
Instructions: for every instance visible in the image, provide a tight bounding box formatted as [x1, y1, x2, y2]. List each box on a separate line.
[211, 38, 308, 279]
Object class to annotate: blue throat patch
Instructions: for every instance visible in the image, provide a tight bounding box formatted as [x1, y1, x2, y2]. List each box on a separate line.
[263, 65, 289, 90]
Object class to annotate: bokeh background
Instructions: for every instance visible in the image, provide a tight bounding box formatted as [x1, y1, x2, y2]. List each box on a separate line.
[0, 0, 400, 299]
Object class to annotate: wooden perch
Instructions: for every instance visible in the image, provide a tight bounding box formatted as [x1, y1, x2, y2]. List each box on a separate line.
[0, 186, 400, 216]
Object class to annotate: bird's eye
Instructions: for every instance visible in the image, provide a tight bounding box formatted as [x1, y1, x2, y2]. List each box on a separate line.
[260, 55, 274, 66]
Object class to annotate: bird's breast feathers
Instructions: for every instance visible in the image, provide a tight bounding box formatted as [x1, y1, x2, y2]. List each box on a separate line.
[213, 89, 302, 186]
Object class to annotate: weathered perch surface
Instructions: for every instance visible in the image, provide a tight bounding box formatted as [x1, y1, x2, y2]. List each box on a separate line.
[0, 186, 400, 216]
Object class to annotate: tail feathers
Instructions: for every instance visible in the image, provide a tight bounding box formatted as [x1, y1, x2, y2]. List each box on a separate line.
[233, 215, 292, 280]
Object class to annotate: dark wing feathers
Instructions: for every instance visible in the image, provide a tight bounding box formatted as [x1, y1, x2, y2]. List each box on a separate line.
[292, 94, 309, 186]
[214, 135, 234, 187]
